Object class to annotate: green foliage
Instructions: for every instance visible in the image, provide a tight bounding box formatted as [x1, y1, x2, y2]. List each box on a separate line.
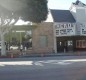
[17, 0, 48, 23]
[0, 0, 48, 23]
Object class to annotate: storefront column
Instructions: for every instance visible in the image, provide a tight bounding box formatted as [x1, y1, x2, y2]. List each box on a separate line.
[20, 32, 22, 44]
[54, 37, 57, 53]
[53, 23, 57, 53]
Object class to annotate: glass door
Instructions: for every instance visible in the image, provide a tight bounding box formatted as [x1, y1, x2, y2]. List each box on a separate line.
[67, 40, 73, 52]
[57, 41, 64, 52]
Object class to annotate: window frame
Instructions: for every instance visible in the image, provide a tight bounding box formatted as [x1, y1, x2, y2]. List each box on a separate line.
[76, 40, 86, 48]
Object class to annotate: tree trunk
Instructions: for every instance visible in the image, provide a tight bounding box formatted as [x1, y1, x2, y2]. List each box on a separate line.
[1, 33, 6, 56]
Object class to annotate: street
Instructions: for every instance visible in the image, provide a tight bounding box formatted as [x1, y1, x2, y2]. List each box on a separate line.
[0, 56, 86, 80]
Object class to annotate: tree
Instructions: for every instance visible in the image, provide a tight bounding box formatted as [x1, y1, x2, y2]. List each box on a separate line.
[0, 0, 48, 23]
[0, 0, 48, 56]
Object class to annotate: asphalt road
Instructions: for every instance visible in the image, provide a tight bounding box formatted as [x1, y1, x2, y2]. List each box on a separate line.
[0, 56, 86, 80]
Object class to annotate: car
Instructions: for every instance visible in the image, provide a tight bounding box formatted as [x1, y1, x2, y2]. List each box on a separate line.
[10, 46, 18, 50]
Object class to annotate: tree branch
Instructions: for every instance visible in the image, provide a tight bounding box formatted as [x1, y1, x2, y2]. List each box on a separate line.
[10, 18, 19, 25]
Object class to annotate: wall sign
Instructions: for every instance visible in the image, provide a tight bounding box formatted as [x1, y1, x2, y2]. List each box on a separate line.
[55, 23, 75, 36]
[81, 25, 86, 35]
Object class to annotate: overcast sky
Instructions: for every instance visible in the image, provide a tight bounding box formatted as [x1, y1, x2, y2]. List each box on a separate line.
[48, 0, 86, 10]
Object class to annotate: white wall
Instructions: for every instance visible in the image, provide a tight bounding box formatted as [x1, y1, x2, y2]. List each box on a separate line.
[70, 5, 77, 21]
[70, 4, 86, 23]
[76, 8, 86, 22]
[44, 10, 54, 22]
[70, 3, 86, 36]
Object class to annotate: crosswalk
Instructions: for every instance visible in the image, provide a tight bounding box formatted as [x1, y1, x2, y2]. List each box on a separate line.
[0, 59, 86, 67]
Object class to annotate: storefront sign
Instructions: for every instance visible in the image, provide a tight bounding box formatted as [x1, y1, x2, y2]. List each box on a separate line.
[55, 23, 75, 36]
[81, 26, 86, 35]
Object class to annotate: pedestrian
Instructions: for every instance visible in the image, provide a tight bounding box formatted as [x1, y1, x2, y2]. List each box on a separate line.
[20, 44, 23, 53]
[23, 46, 27, 55]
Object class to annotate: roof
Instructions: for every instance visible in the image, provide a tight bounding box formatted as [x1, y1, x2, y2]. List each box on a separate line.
[51, 9, 76, 22]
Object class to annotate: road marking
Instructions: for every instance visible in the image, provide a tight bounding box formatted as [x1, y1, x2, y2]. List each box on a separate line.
[0, 61, 33, 66]
[0, 59, 86, 67]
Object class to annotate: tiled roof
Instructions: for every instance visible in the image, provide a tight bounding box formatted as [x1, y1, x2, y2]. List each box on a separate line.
[51, 9, 76, 22]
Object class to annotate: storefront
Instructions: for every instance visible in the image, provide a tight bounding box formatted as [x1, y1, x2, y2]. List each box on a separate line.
[5, 25, 32, 50]
[56, 36, 86, 53]
[54, 22, 86, 53]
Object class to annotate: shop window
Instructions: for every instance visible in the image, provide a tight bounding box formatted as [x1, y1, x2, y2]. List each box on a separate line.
[39, 35, 47, 47]
[83, 40, 86, 48]
[5, 30, 32, 50]
[76, 40, 86, 48]
[68, 41, 73, 46]
[76, 41, 79, 47]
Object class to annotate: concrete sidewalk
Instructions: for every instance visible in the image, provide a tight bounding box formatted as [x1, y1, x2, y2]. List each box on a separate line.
[19, 51, 86, 58]
[0, 51, 86, 58]
[1, 54, 86, 62]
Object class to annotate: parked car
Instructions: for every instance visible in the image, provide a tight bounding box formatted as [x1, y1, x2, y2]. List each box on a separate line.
[10, 46, 18, 50]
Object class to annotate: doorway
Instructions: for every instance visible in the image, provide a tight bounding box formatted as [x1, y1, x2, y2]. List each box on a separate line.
[57, 40, 73, 53]
[57, 41, 64, 52]
[67, 40, 73, 52]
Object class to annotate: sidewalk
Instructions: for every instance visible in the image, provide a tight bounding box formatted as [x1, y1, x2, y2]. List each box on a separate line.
[19, 51, 86, 58]
[0, 51, 86, 58]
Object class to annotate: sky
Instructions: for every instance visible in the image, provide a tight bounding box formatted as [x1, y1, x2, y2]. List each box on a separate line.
[48, 0, 86, 10]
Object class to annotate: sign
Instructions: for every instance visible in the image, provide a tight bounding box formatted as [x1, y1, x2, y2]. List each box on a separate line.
[55, 23, 75, 36]
[81, 25, 86, 35]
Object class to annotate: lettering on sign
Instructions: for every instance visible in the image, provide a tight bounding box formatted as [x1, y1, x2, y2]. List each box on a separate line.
[82, 29, 86, 34]
[55, 23, 75, 36]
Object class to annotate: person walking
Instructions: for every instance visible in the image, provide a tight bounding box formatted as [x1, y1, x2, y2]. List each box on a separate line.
[20, 44, 23, 55]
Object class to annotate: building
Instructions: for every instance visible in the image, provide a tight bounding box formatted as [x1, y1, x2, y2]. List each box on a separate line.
[4, 0, 86, 55]
[32, 0, 86, 54]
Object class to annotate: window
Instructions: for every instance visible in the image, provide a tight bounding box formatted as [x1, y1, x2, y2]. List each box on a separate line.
[76, 40, 86, 48]
[68, 41, 73, 46]
[6, 30, 32, 50]
[39, 35, 47, 47]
